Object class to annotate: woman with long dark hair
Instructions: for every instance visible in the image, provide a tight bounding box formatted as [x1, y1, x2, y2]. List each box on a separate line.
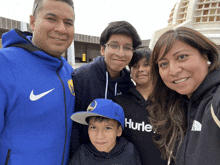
[148, 27, 220, 165]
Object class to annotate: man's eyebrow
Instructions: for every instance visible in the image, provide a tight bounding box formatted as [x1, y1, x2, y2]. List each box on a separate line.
[45, 13, 57, 17]
[45, 13, 74, 23]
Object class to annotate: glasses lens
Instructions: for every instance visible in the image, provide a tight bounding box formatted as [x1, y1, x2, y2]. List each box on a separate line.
[109, 44, 119, 50]
[106, 44, 133, 54]
[123, 46, 133, 52]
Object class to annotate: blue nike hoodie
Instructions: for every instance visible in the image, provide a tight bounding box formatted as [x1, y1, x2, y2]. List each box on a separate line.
[0, 28, 75, 165]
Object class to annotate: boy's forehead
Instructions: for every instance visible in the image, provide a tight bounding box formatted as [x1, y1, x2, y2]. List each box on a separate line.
[107, 33, 132, 44]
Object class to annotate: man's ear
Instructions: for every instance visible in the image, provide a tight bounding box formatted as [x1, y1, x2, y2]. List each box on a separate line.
[30, 15, 36, 32]
[117, 126, 123, 137]
[100, 46, 105, 57]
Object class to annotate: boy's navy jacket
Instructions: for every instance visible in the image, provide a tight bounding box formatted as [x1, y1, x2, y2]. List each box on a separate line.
[176, 67, 220, 165]
[72, 56, 134, 113]
[69, 137, 142, 165]
[0, 28, 75, 165]
[70, 56, 134, 155]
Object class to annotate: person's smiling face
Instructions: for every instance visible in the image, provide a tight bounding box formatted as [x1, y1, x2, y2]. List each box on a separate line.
[131, 58, 151, 86]
[100, 34, 133, 79]
[30, 0, 75, 57]
[88, 118, 122, 153]
[157, 40, 209, 98]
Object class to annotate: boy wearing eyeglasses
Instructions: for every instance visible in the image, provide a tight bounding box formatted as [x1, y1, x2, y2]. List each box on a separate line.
[69, 98, 142, 165]
[70, 21, 142, 155]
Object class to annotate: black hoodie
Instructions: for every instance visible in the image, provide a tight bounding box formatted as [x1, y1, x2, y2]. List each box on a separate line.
[176, 67, 220, 165]
[69, 137, 142, 165]
[114, 88, 167, 165]
[72, 56, 134, 113]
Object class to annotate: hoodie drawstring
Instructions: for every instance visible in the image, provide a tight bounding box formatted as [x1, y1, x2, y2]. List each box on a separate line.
[114, 83, 118, 96]
[105, 71, 118, 99]
[105, 72, 108, 99]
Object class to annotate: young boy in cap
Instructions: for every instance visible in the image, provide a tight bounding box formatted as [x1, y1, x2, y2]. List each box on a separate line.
[69, 98, 142, 165]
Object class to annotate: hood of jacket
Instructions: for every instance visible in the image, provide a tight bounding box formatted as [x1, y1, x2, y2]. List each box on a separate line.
[2, 28, 65, 71]
[127, 88, 149, 106]
[190, 67, 220, 102]
[85, 137, 128, 160]
[176, 67, 220, 165]
[92, 56, 133, 84]
[73, 56, 134, 99]
[94, 56, 134, 98]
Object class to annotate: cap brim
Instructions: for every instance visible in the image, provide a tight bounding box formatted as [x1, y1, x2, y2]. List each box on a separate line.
[71, 112, 106, 125]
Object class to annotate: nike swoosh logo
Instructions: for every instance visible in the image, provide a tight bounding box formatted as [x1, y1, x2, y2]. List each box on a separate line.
[30, 88, 55, 101]
[211, 104, 220, 128]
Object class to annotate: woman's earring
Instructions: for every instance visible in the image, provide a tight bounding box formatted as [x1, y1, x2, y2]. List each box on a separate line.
[207, 61, 211, 65]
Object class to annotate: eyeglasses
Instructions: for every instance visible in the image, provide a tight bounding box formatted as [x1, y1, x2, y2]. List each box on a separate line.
[105, 44, 133, 54]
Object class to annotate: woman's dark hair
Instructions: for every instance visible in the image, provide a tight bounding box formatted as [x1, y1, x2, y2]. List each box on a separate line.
[148, 26, 220, 162]
[100, 21, 142, 49]
[128, 46, 152, 70]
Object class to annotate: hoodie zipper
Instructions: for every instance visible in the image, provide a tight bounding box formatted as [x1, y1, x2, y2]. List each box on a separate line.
[56, 59, 68, 165]
[5, 149, 11, 165]
[180, 100, 192, 165]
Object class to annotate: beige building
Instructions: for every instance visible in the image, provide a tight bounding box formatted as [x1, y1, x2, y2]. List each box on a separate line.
[149, 0, 220, 49]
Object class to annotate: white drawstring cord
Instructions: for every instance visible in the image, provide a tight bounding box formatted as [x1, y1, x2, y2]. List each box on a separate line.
[105, 72, 118, 98]
[105, 72, 108, 99]
[114, 83, 118, 96]
[167, 151, 172, 165]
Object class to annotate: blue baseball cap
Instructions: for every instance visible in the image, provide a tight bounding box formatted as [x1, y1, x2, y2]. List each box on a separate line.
[71, 98, 125, 129]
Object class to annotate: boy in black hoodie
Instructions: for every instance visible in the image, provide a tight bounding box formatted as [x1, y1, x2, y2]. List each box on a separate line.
[70, 21, 142, 155]
[69, 98, 141, 165]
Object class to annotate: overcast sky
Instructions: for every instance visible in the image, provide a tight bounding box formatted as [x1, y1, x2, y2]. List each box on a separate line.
[0, 0, 178, 40]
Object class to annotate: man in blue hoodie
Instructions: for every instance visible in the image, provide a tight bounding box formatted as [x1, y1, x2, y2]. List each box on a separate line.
[70, 21, 142, 155]
[0, 0, 75, 164]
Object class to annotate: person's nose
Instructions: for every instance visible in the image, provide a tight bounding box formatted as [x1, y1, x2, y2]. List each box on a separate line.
[96, 130, 105, 139]
[168, 62, 182, 76]
[116, 46, 126, 57]
[138, 65, 144, 72]
[54, 21, 67, 34]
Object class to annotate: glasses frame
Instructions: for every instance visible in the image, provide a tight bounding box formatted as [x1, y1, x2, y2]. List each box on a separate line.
[105, 44, 133, 54]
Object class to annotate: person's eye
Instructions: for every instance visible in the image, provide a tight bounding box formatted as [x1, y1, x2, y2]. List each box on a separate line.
[178, 54, 187, 60]
[105, 127, 111, 130]
[144, 63, 149, 66]
[90, 126, 96, 129]
[110, 44, 119, 49]
[158, 62, 167, 68]
[47, 17, 56, 21]
[124, 46, 132, 51]
[132, 64, 137, 68]
[65, 21, 73, 26]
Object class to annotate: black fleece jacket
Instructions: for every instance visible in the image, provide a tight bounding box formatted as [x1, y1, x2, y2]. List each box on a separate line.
[113, 88, 167, 165]
[176, 67, 220, 165]
[69, 137, 142, 165]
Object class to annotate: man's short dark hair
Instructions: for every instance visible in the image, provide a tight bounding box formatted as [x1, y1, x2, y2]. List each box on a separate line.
[100, 21, 142, 49]
[32, 0, 74, 16]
